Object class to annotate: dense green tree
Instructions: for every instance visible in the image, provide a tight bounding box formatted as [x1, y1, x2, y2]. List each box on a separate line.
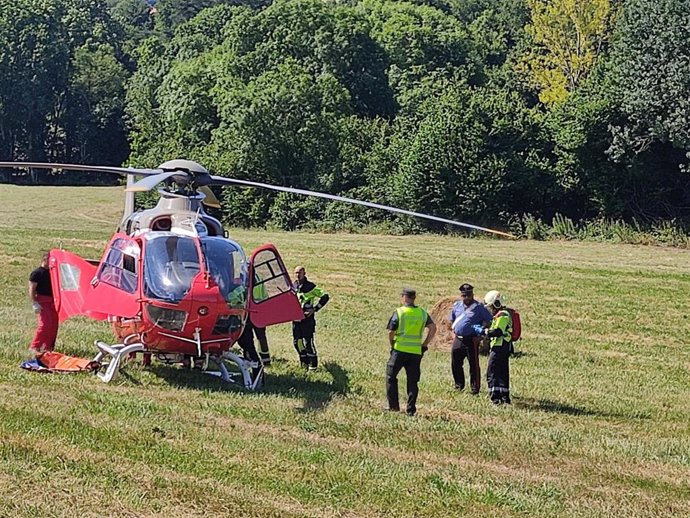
[389, 80, 553, 227]
[45, 0, 685, 229]
[545, 65, 625, 219]
[604, 0, 690, 219]
[0, 0, 128, 181]
[359, 0, 480, 108]
[110, 0, 156, 51]
[65, 43, 129, 165]
[153, 0, 268, 37]
[125, 36, 173, 165]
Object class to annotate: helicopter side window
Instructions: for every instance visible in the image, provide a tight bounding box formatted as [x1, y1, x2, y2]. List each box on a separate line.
[98, 239, 138, 294]
[251, 250, 293, 301]
[144, 235, 201, 303]
[201, 237, 247, 308]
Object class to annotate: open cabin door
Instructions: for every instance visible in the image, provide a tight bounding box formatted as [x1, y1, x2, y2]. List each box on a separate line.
[49, 250, 107, 322]
[248, 245, 303, 328]
[83, 234, 141, 318]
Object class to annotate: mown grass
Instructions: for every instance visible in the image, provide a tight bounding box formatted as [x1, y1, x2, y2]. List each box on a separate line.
[0, 185, 689, 517]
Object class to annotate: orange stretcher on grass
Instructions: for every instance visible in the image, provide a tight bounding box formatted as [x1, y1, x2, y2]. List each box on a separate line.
[20, 351, 100, 373]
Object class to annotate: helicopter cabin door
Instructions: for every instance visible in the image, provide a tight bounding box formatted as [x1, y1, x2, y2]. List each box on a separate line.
[82, 234, 141, 318]
[49, 249, 108, 322]
[248, 245, 303, 328]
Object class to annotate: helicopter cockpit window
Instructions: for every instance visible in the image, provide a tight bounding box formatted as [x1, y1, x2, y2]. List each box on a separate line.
[200, 237, 247, 308]
[98, 238, 139, 294]
[251, 250, 293, 301]
[144, 234, 201, 303]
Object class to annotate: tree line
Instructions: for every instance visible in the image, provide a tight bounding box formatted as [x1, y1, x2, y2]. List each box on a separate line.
[1, 0, 689, 236]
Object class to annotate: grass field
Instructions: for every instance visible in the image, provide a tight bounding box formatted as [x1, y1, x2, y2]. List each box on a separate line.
[0, 185, 689, 517]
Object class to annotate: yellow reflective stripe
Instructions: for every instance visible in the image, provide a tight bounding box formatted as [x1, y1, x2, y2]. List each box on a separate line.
[298, 286, 325, 305]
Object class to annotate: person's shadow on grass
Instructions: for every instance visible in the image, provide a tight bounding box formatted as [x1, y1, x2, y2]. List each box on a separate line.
[514, 397, 595, 416]
[514, 397, 650, 419]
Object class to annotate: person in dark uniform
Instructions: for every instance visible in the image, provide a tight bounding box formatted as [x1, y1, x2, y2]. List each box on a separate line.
[386, 288, 437, 417]
[292, 265, 329, 370]
[449, 283, 492, 394]
[28, 252, 59, 355]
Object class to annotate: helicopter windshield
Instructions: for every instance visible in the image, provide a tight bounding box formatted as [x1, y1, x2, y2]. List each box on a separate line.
[143, 234, 201, 303]
[200, 237, 247, 308]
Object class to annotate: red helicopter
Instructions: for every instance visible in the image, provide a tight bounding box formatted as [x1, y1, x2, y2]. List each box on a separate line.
[1, 159, 512, 388]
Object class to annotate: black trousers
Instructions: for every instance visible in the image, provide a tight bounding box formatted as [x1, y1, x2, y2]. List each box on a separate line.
[292, 318, 317, 368]
[238, 321, 262, 379]
[253, 324, 270, 363]
[386, 350, 422, 415]
[451, 336, 481, 393]
[487, 343, 511, 403]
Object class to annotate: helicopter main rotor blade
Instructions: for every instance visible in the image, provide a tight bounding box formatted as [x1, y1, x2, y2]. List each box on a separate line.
[125, 171, 187, 192]
[210, 176, 515, 238]
[0, 161, 162, 177]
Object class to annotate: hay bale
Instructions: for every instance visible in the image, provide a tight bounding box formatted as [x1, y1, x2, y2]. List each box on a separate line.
[427, 296, 491, 354]
[428, 296, 457, 352]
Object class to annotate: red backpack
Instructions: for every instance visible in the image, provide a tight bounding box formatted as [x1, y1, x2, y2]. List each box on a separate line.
[507, 308, 521, 342]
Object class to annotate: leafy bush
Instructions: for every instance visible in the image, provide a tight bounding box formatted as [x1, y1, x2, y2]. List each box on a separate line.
[549, 213, 578, 239]
[521, 213, 548, 240]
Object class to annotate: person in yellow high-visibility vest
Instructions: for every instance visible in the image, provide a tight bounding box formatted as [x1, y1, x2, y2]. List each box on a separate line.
[474, 290, 513, 405]
[386, 288, 437, 416]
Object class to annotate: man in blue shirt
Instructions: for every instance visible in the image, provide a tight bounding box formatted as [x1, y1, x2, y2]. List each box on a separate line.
[449, 283, 492, 394]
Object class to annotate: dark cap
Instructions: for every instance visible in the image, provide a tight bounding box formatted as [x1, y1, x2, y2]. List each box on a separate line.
[459, 283, 474, 294]
[401, 287, 416, 298]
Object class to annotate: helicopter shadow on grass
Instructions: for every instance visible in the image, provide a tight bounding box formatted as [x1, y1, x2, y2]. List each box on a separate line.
[261, 361, 350, 413]
[144, 360, 350, 412]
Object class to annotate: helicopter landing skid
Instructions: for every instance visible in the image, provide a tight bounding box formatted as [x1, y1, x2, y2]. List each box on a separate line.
[204, 351, 264, 390]
[93, 341, 146, 383]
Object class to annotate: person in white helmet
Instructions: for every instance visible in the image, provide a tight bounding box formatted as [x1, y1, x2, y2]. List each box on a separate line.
[474, 290, 513, 405]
